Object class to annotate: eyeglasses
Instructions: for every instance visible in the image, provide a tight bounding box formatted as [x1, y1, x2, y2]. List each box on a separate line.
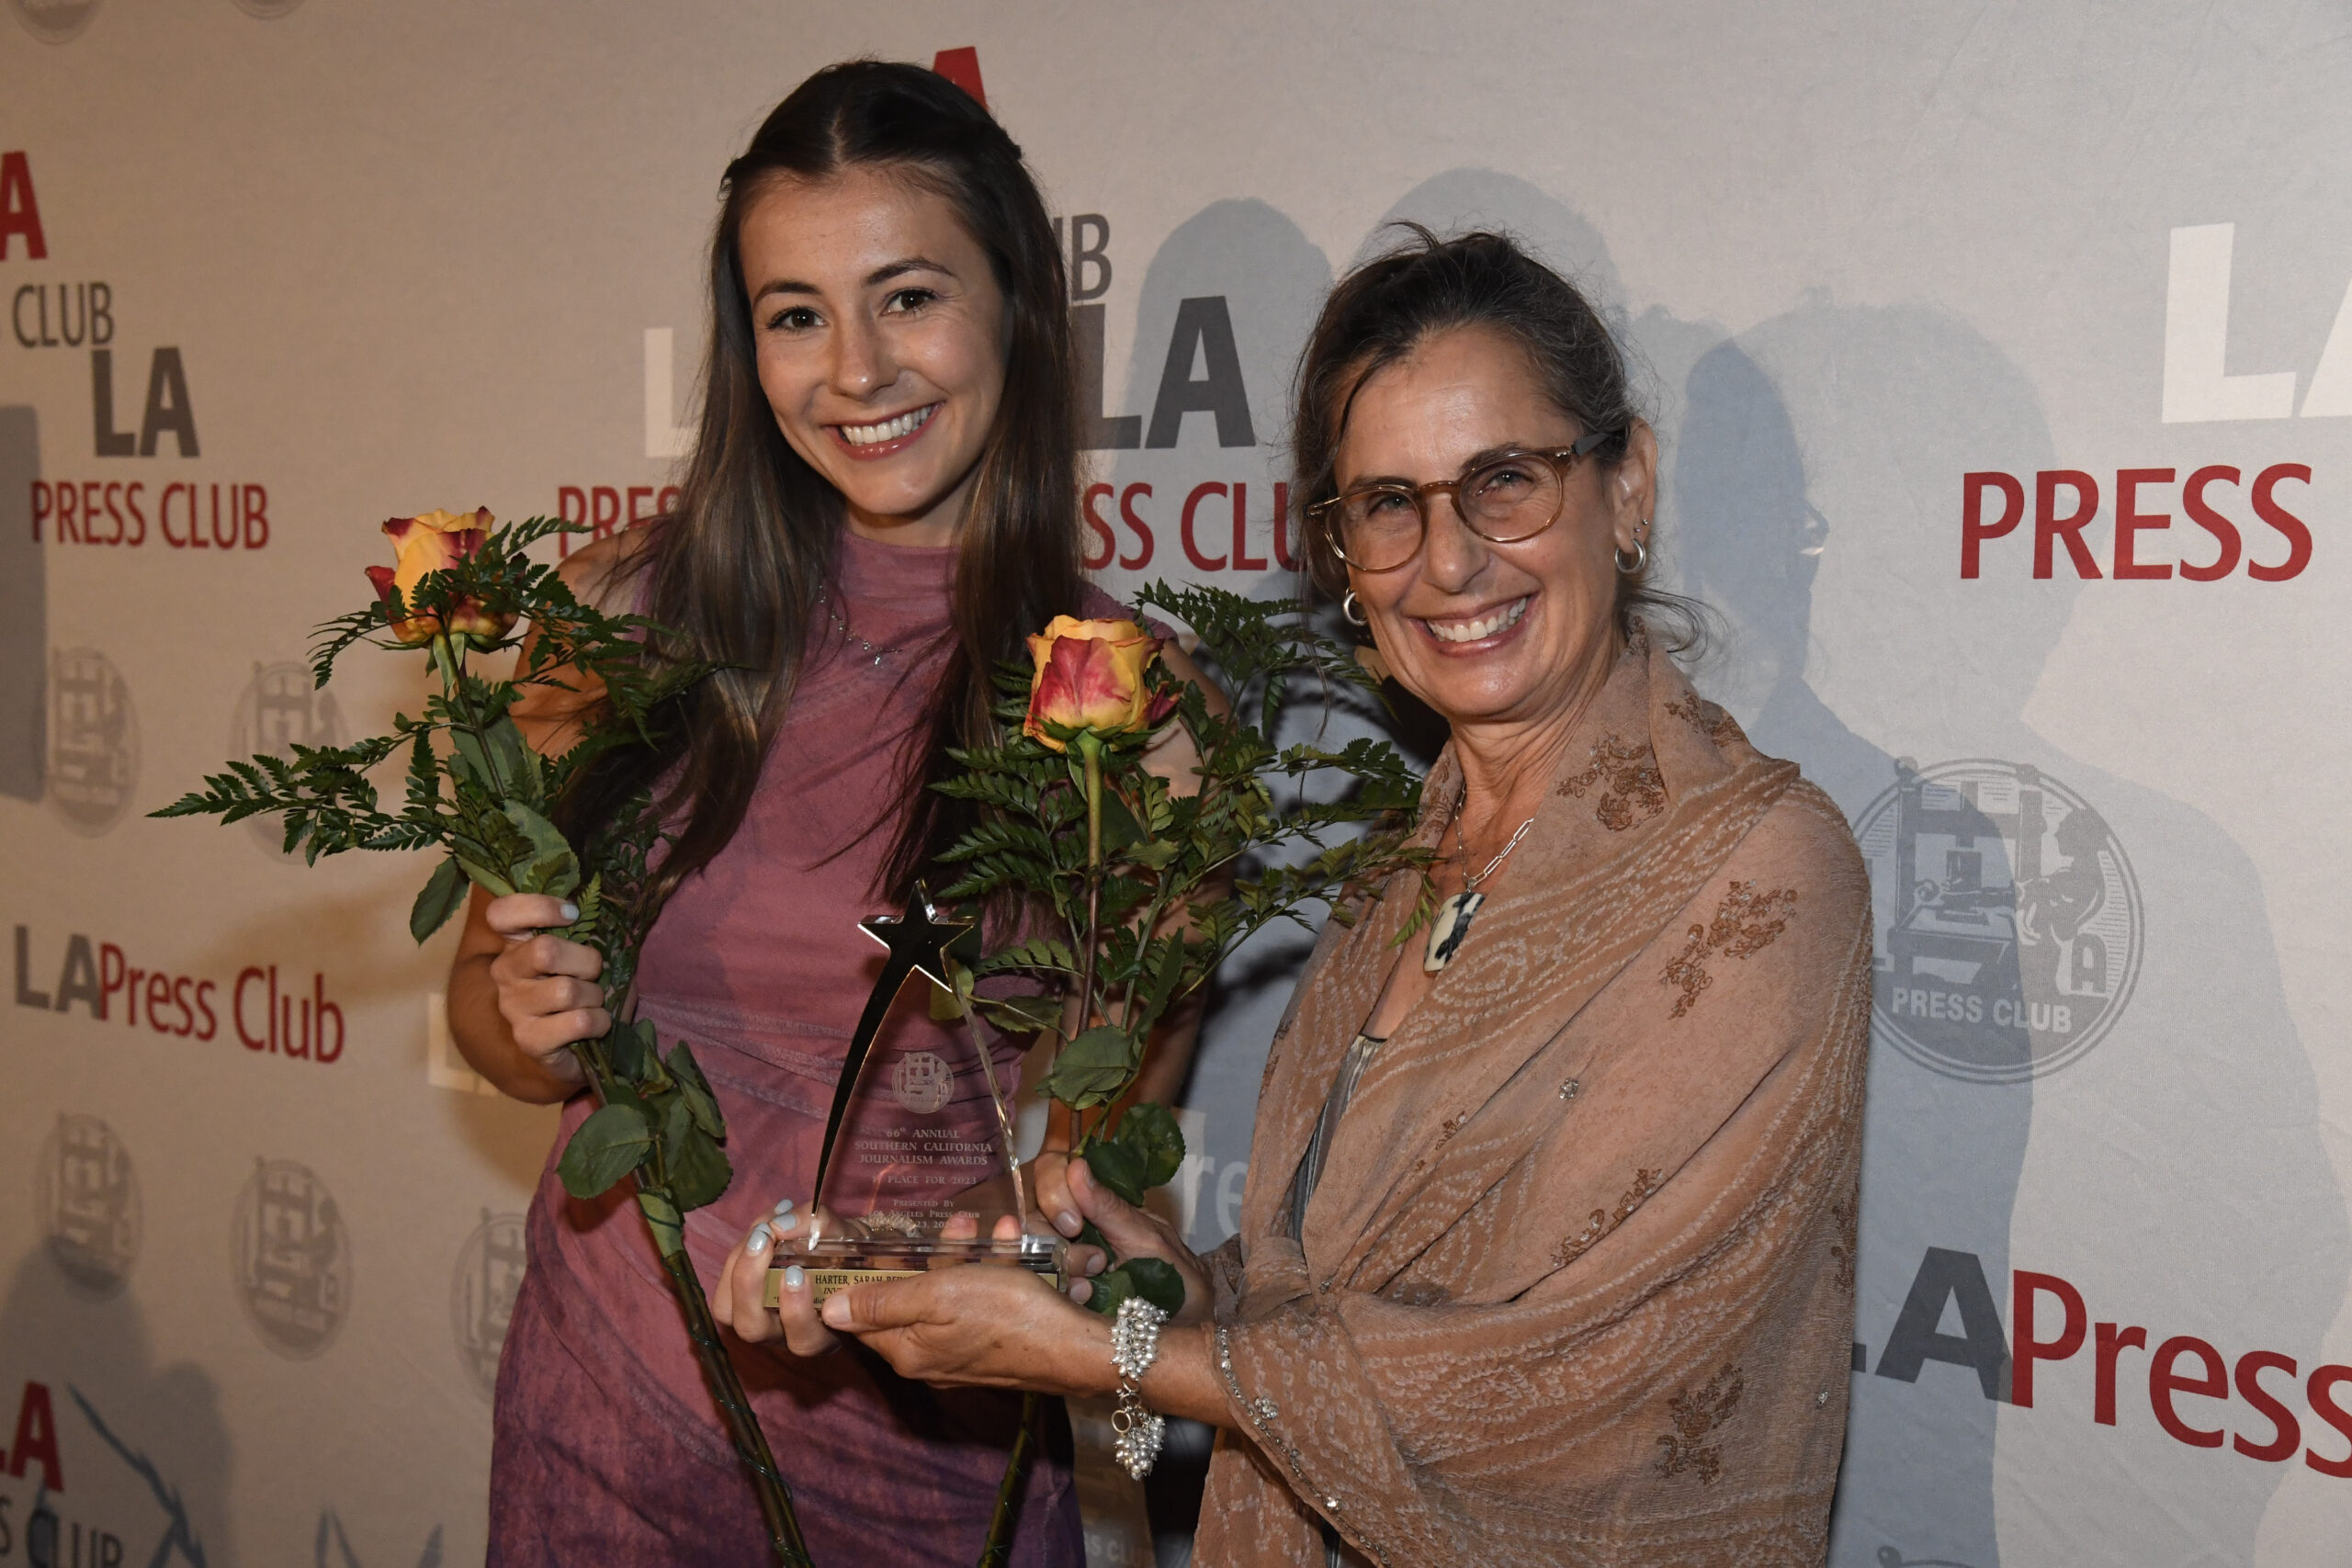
[1306, 430, 1618, 573]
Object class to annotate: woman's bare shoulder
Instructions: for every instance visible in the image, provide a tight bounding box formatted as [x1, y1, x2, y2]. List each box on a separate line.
[557, 526, 656, 615]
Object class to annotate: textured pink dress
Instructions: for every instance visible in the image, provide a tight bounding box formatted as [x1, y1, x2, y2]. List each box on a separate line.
[487, 530, 1085, 1567]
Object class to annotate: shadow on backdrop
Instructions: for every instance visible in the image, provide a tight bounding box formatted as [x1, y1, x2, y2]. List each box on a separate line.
[0, 1141, 232, 1566]
[1687, 299, 2347, 1567]
[0, 407, 44, 801]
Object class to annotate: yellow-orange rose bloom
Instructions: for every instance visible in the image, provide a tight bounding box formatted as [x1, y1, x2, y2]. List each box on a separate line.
[1022, 615, 1173, 751]
[364, 507, 514, 648]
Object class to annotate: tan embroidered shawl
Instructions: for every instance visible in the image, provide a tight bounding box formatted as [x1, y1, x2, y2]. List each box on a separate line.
[1193, 632, 1872, 1568]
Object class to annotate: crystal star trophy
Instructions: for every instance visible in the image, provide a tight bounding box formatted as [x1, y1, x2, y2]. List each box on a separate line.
[767, 886, 1064, 1306]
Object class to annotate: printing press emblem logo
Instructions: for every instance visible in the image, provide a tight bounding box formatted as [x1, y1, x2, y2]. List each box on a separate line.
[230, 660, 345, 856]
[1856, 758, 2142, 1083]
[232, 1156, 351, 1358]
[34, 1113, 140, 1294]
[892, 1050, 956, 1114]
[451, 1209, 527, 1399]
[48, 647, 139, 835]
[9, 0, 102, 44]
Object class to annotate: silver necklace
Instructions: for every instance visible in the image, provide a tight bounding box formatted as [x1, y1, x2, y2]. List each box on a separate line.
[817, 587, 900, 667]
[1423, 807, 1535, 974]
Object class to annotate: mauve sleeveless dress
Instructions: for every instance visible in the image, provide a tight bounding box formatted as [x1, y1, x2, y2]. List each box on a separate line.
[487, 530, 1085, 1567]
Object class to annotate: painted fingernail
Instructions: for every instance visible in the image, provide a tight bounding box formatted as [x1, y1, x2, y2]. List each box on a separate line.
[746, 1223, 772, 1254]
[558, 902, 579, 923]
[773, 1197, 797, 1217]
[774, 1211, 798, 1233]
[783, 1265, 805, 1292]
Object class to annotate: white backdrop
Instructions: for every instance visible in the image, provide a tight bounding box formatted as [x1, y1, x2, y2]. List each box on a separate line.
[4, 3, 2350, 1564]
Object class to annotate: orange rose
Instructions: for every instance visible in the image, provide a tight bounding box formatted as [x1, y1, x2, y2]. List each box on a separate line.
[364, 507, 514, 648]
[1023, 615, 1175, 751]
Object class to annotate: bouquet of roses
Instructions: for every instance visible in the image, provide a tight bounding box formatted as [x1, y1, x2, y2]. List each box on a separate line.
[155, 509, 815, 1566]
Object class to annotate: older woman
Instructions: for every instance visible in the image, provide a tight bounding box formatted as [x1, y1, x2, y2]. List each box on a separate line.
[779, 231, 1871, 1566]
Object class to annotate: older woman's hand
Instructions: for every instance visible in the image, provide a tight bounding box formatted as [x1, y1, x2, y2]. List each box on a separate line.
[820, 1262, 1116, 1396]
[1061, 1157, 1212, 1323]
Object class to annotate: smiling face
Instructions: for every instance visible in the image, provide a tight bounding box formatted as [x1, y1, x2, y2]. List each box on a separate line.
[1336, 324, 1656, 732]
[739, 164, 1010, 546]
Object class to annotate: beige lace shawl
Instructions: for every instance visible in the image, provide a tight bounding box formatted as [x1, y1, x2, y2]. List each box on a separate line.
[1193, 634, 1871, 1567]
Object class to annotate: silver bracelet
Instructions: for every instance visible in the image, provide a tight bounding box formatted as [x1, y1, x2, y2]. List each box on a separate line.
[1109, 1296, 1170, 1480]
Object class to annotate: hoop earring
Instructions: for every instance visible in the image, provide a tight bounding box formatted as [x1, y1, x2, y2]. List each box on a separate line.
[1341, 590, 1369, 627]
[1614, 527, 1649, 576]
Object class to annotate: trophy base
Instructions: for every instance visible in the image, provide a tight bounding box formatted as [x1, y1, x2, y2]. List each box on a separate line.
[765, 1232, 1066, 1307]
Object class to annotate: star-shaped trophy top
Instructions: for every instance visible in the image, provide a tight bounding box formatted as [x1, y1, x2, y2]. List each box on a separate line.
[857, 883, 972, 991]
[813, 884, 979, 1201]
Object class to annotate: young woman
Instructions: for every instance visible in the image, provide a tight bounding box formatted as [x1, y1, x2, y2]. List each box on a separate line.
[445, 62, 1208, 1566]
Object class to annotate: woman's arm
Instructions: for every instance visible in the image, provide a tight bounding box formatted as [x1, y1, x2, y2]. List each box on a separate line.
[442, 530, 645, 1103]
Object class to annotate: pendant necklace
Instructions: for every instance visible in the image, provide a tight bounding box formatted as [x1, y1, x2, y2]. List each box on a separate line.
[817, 587, 899, 667]
[1423, 807, 1536, 974]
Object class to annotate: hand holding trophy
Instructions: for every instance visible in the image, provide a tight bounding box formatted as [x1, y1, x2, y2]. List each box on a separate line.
[768, 585, 1431, 1329]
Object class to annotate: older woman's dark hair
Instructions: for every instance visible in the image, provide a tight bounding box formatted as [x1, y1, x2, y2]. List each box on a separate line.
[1293, 227, 1700, 647]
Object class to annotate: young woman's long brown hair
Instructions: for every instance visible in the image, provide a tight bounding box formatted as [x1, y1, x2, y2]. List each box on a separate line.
[564, 61, 1088, 908]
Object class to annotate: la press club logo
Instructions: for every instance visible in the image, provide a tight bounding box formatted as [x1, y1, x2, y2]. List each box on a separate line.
[1858, 759, 2143, 1082]
[34, 1111, 140, 1295]
[47, 646, 138, 835]
[230, 660, 344, 856]
[232, 1156, 350, 1358]
[1962, 223, 2344, 585]
[4, 149, 277, 552]
[452, 1210, 526, 1399]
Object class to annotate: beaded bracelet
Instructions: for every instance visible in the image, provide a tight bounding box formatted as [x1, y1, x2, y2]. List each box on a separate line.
[1109, 1296, 1170, 1480]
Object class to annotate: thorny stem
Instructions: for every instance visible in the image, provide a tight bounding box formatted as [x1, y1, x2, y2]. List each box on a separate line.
[974, 1392, 1040, 1568]
[654, 1236, 814, 1567]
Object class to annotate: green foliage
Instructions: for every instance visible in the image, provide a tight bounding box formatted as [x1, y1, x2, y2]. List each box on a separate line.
[153, 514, 734, 1238]
[560, 1101, 655, 1200]
[937, 581, 1434, 1304]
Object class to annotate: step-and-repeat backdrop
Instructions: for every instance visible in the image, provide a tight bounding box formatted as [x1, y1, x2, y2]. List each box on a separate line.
[6, 2, 2350, 1564]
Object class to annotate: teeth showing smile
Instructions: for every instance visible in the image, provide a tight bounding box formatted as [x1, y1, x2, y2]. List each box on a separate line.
[838, 405, 935, 446]
[1425, 597, 1530, 644]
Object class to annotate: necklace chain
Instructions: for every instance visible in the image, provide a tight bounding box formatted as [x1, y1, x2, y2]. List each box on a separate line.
[1455, 807, 1537, 890]
[818, 587, 900, 667]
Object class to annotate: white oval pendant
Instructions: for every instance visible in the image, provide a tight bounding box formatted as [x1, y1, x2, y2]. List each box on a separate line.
[1424, 890, 1486, 974]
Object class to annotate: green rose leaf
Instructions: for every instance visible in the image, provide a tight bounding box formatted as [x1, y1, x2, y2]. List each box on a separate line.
[660, 1091, 733, 1211]
[1082, 1139, 1148, 1208]
[557, 1101, 653, 1199]
[1120, 1256, 1187, 1315]
[1040, 1024, 1136, 1110]
[453, 853, 517, 899]
[665, 1043, 727, 1140]
[634, 1187, 685, 1258]
[606, 1016, 655, 1081]
[1113, 1100, 1185, 1191]
[409, 855, 469, 943]
[502, 801, 581, 897]
[1086, 1258, 1185, 1318]
[1084, 1261, 1135, 1318]
[973, 991, 1062, 1036]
